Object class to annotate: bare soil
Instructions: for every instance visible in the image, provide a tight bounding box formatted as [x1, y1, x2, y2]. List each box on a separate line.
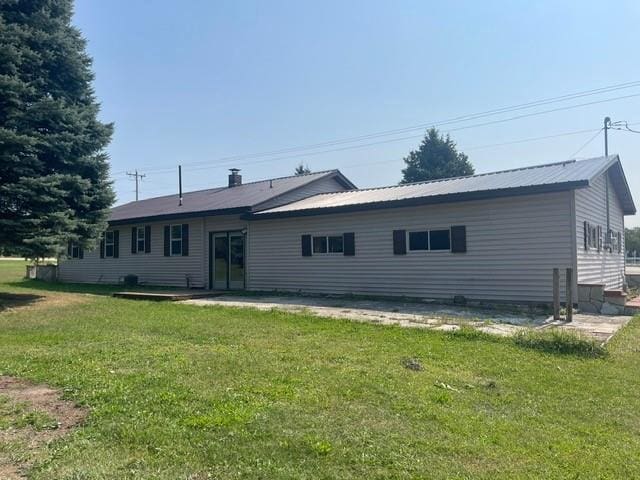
[0, 291, 89, 315]
[0, 377, 88, 479]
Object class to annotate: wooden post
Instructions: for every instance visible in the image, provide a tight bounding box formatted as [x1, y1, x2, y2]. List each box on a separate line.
[566, 267, 573, 322]
[553, 268, 560, 320]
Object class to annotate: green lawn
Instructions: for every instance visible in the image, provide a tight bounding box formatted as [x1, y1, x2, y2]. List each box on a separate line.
[0, 260, 639, 479]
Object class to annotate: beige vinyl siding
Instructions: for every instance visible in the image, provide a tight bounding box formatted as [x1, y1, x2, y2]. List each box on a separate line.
[254, 176, 350, 211]
[575, 170, 625, 289]
[247, 191, 574, 303]
[58, 218, 207, 287]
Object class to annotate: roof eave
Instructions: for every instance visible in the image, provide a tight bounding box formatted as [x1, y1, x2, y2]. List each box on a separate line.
[248, 181, 589, 220]
[108, 206, 251, 226]
[592, 155, 636, 215]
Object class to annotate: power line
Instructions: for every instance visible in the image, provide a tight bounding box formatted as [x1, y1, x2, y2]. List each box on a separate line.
[568, 129, 603, 159]
[132, 125, 626, 198]
[609, 121, 640, 134]
[112, 90, 640, 178]
[109, 80, 640, 178]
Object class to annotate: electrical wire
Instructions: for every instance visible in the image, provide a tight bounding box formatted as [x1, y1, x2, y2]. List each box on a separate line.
[111, 91, 640, 178]
[567, 128, 603, 159]
[110, 80, 640, 176]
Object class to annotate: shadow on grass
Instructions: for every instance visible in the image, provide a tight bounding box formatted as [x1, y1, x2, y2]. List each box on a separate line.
[447, 325, 607, 359]
[7, 279, 120, 296]
[7, 279, 177, 297]
[0, 292, 44, 311]
[513, 330, 607, 358]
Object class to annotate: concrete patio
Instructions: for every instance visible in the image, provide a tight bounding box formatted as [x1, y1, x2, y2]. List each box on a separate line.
[183, 294, 633, 344]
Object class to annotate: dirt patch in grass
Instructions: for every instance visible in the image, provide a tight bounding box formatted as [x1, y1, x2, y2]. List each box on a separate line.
[0, 376, 88, 479]
[0, 291, 88, 314]
[0, 293, 44, 312]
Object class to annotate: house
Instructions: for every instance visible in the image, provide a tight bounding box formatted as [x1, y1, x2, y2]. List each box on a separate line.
[59, 155, 635, 307]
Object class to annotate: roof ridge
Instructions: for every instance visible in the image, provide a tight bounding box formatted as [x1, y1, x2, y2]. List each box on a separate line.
[234, 169, 338, 187]
[291, 158, 589, 198]
[112, 169, 339, 209]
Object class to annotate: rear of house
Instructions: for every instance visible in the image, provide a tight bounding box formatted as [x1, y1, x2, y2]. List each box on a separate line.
[59, 156, 635, 307]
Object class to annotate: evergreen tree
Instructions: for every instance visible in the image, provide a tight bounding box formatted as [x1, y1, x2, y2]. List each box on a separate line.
[400, 128, 474, 184]
[0, 0, 114, 259]
[294, 163, 311, 175]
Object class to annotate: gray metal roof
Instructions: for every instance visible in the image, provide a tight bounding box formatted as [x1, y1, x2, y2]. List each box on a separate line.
[252, 156, 636, 218]
[109, 170, 355, 224]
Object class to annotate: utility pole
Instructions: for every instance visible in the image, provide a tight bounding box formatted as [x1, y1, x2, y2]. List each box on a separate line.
[603, 117, 611, 233]
[604, 116, 611, 157]
[126, 170, 146, 201]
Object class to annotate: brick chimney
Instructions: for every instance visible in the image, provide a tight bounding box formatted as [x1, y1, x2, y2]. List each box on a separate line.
[228, 168, 242, 187]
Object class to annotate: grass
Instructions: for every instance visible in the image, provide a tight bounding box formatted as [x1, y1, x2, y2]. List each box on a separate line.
[0, 260, 639, 478]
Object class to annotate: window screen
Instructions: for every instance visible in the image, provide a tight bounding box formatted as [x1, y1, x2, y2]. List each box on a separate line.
[171, 225, 183, 255]
[105, 231, 115, 257]
[137, 227, 145, 253]
[328, 236, 343, 253]
[313, 236, 327, 254]
[408, 231, 428, 251]
[429, 230, 451, 250]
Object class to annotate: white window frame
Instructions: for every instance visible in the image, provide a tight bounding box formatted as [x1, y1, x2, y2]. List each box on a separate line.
[71, 242, 80, 259]
[406, 228, 451, 253]
[312, 235, 343, 255]
[170, 224, 183, 256]
[137, 226, 146, 253]
[105, 231, 115, 258]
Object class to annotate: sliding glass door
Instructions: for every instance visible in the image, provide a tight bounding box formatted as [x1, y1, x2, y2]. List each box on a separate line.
[210, 231, 245, 290]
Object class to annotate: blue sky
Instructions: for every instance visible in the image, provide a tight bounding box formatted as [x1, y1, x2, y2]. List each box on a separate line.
[74, 0, 640, 226]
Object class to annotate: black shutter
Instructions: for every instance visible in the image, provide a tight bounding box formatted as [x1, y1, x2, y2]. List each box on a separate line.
[113, 230, 119, 258]
[145, 226, 151, 253]
[393, 230, 406, 255]
[67, 241, 72, 257]
[79, 246, 84, 259]
[618, 231, 622, 254]
[583, 221, 588, 250]
[181, 224, 189, 256]
[451, 226, 467, 253]
[597, 226, 602, 252]
[100, 234, 105, 259]
[301, 235, 312, 256]
[131, 227, 137, 254]
[164, 226, 170, 256]
[343, 232, 355, 256]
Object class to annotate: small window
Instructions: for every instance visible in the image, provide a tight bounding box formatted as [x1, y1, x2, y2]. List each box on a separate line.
[105, 231, 115, 257]
[71, 242, 80, 259]
[137, 227, 145, 253]
[328, 236, 343, 253]
[430, 230, 451, 251]
[313, 236, 327, 254]
[408, 231, 428, 251]
[171, 225, 182, 256]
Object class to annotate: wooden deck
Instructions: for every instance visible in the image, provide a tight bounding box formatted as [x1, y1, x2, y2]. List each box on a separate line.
[112, 290, 219, 301]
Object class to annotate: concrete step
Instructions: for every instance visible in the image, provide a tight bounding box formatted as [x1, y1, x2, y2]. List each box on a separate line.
[603, 290, 627, 298]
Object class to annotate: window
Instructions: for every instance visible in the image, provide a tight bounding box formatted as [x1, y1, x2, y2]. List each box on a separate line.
[311, 235, 344, 254]
[70, 242, 80, 258]
[171, 225, 182, 256]
[105, 231, 115, 257]
[430, 230, 451, 251]
[328, 236, 343, 253]
[313, 236, 327, 254]
[408, 231, 428, 251]
[137, 227, 145, 253]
